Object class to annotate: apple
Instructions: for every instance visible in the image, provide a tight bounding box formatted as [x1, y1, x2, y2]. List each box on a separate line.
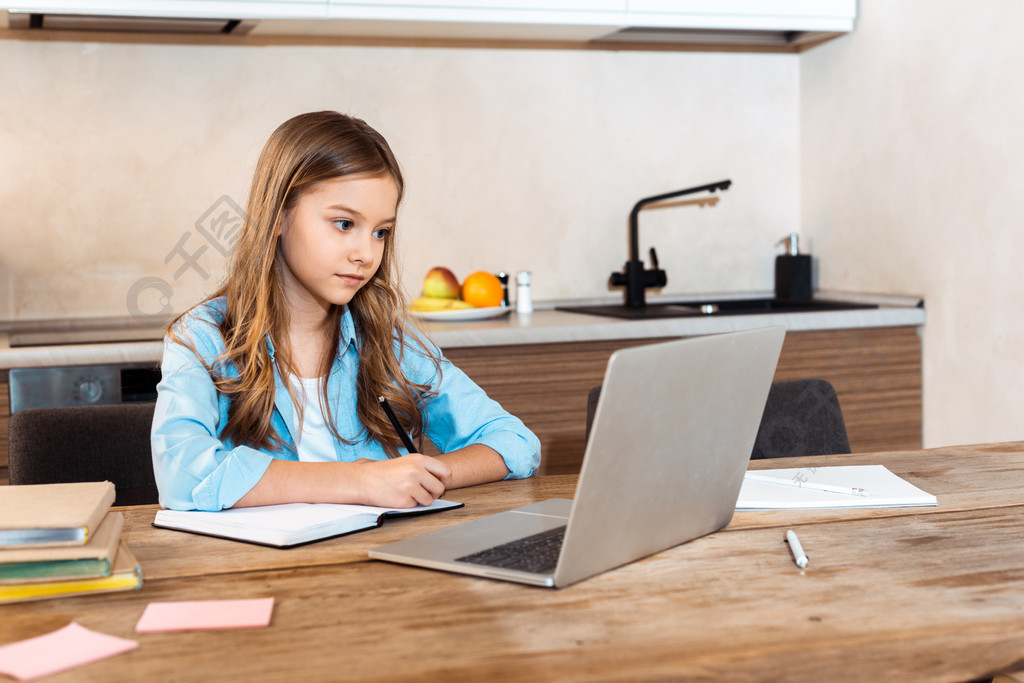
[422, 267, 460, 299]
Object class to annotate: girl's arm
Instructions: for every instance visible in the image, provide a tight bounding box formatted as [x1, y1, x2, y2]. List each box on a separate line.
[434, 443, 511, 489]
[399, 330, 540, 481]
[153, 331, 282, 511]
[154, 314, 533, 511]
[416, 356, 542, 480]
[154, 337, 454, 510]
[234, 443, 507, 509]
[233, 455, 452, 509]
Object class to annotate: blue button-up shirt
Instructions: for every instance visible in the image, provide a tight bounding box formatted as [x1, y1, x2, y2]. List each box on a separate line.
[151, 298, 541, 511]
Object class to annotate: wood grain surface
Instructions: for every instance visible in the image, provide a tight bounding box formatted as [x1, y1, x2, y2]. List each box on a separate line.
[2, 444, 1023, 682]
[0, 326, 921, 484]
[106, 443, 1023, 581]
[445, 326, 922, 474]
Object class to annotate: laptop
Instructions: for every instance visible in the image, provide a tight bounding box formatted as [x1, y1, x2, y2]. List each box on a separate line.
[369, 325, 786, 588]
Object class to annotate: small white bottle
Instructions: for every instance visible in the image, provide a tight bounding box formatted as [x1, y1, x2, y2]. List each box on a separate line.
[515, 270, 533, 314]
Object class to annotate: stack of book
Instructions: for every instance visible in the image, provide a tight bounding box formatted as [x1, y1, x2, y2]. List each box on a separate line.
[0, 481, 143, 604]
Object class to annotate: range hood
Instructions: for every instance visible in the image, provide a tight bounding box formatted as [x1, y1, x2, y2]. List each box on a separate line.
[591, 26, 836, 49]
[8, 12, 255, 34]
[2, 2, 855, 49]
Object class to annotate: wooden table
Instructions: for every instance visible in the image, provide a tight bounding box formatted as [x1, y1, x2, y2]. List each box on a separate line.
[4, 443, 1024, 682]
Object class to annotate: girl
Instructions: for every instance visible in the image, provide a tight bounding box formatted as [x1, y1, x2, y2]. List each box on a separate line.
[151, 111, 541, 512]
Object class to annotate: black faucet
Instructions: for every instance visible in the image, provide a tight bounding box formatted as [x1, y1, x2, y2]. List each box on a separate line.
[609, 179, 732, 308]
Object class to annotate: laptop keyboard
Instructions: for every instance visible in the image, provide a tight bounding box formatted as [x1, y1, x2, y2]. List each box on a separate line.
[455, 525, 567, 574]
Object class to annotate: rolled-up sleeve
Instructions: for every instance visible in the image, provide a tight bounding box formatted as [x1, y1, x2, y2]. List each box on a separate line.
[151, 333, 274, 511]
[405, 337, 541, 479]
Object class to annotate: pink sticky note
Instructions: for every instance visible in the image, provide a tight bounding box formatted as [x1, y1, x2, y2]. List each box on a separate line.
[0, 622, 138, 681]
[135, 597, 275, 633]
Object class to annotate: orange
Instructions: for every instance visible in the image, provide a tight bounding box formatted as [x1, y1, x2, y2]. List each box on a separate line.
[461, 271, 504, 308]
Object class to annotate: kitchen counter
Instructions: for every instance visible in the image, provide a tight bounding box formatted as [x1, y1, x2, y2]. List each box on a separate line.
[0, 291, 924, 370]
[0, 291, 926, 477]
[420, 292, 923, 349]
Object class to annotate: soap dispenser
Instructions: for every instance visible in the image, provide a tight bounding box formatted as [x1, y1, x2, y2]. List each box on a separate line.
[774, 233, 813, 301]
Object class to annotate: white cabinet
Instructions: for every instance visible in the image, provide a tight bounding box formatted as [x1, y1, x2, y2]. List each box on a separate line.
[321, 0, 854, 43]
[3, 1, 330, 20]
[625, 0, 856, 32]
[335, 1, 623, 9]
[2, 0, 856, 46]
[324, 1, 626, 29]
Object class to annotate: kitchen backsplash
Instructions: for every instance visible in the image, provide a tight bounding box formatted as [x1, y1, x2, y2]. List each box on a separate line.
[0, 39, 799, 320]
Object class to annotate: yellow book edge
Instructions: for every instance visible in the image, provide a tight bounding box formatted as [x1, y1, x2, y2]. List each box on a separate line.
[0, 541, 142, 604]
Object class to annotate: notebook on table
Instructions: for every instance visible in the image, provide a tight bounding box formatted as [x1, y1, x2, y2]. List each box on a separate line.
[153, 499, 463, 548]
[369, 325, 786, 588]
[738, 465, 938, 510]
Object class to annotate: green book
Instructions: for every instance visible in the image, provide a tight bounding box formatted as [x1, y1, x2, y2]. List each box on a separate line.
[0, 541, 142, 604]
[0, 511, 123, 583]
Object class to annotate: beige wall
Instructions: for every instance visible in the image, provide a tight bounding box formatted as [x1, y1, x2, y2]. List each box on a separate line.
[13, 9, 1008, 450]
[0, 37, 798, 320]
[801, 0, 1024, 447]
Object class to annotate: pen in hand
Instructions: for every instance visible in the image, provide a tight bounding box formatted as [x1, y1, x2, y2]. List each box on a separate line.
[378, 396, 418, 455]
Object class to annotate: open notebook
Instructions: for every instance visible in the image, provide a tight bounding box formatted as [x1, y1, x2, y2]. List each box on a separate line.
[154, 499, 462, 548]
[738, 465, 937, 510]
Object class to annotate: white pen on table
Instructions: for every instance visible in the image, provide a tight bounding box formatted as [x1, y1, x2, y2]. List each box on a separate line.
[785, 530, 809, 568]
[744, 471, 870, 497]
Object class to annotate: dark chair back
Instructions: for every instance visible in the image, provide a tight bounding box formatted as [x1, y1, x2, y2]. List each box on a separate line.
[586, 378, 850, 459]
[751, 379, 850, 458]
[8, 403, 159, 506]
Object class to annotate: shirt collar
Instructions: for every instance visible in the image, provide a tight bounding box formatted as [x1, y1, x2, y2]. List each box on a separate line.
[339, 305, 357, 354]
[266, 334, 277, 361]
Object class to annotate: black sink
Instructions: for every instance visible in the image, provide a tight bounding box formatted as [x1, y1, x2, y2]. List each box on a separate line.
[556, 298, 879, 320]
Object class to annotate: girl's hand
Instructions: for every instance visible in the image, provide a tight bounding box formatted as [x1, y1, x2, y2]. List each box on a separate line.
[232, 448, 501, 510]
[353, 455, 452, 508]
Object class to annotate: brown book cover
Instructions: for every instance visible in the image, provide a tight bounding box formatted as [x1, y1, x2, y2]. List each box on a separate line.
[0, 540, 142, 604]
[0, 511, 124, 583]
[0, 481, 116, 548]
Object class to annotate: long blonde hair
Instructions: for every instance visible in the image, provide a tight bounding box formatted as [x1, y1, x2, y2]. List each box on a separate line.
[170, 111, 438, 456]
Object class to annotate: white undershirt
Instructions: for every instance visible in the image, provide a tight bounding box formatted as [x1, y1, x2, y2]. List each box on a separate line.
[288, 375, 336, 462]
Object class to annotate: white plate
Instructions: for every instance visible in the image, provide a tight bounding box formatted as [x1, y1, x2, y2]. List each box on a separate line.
[410, 306, 511, 322]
